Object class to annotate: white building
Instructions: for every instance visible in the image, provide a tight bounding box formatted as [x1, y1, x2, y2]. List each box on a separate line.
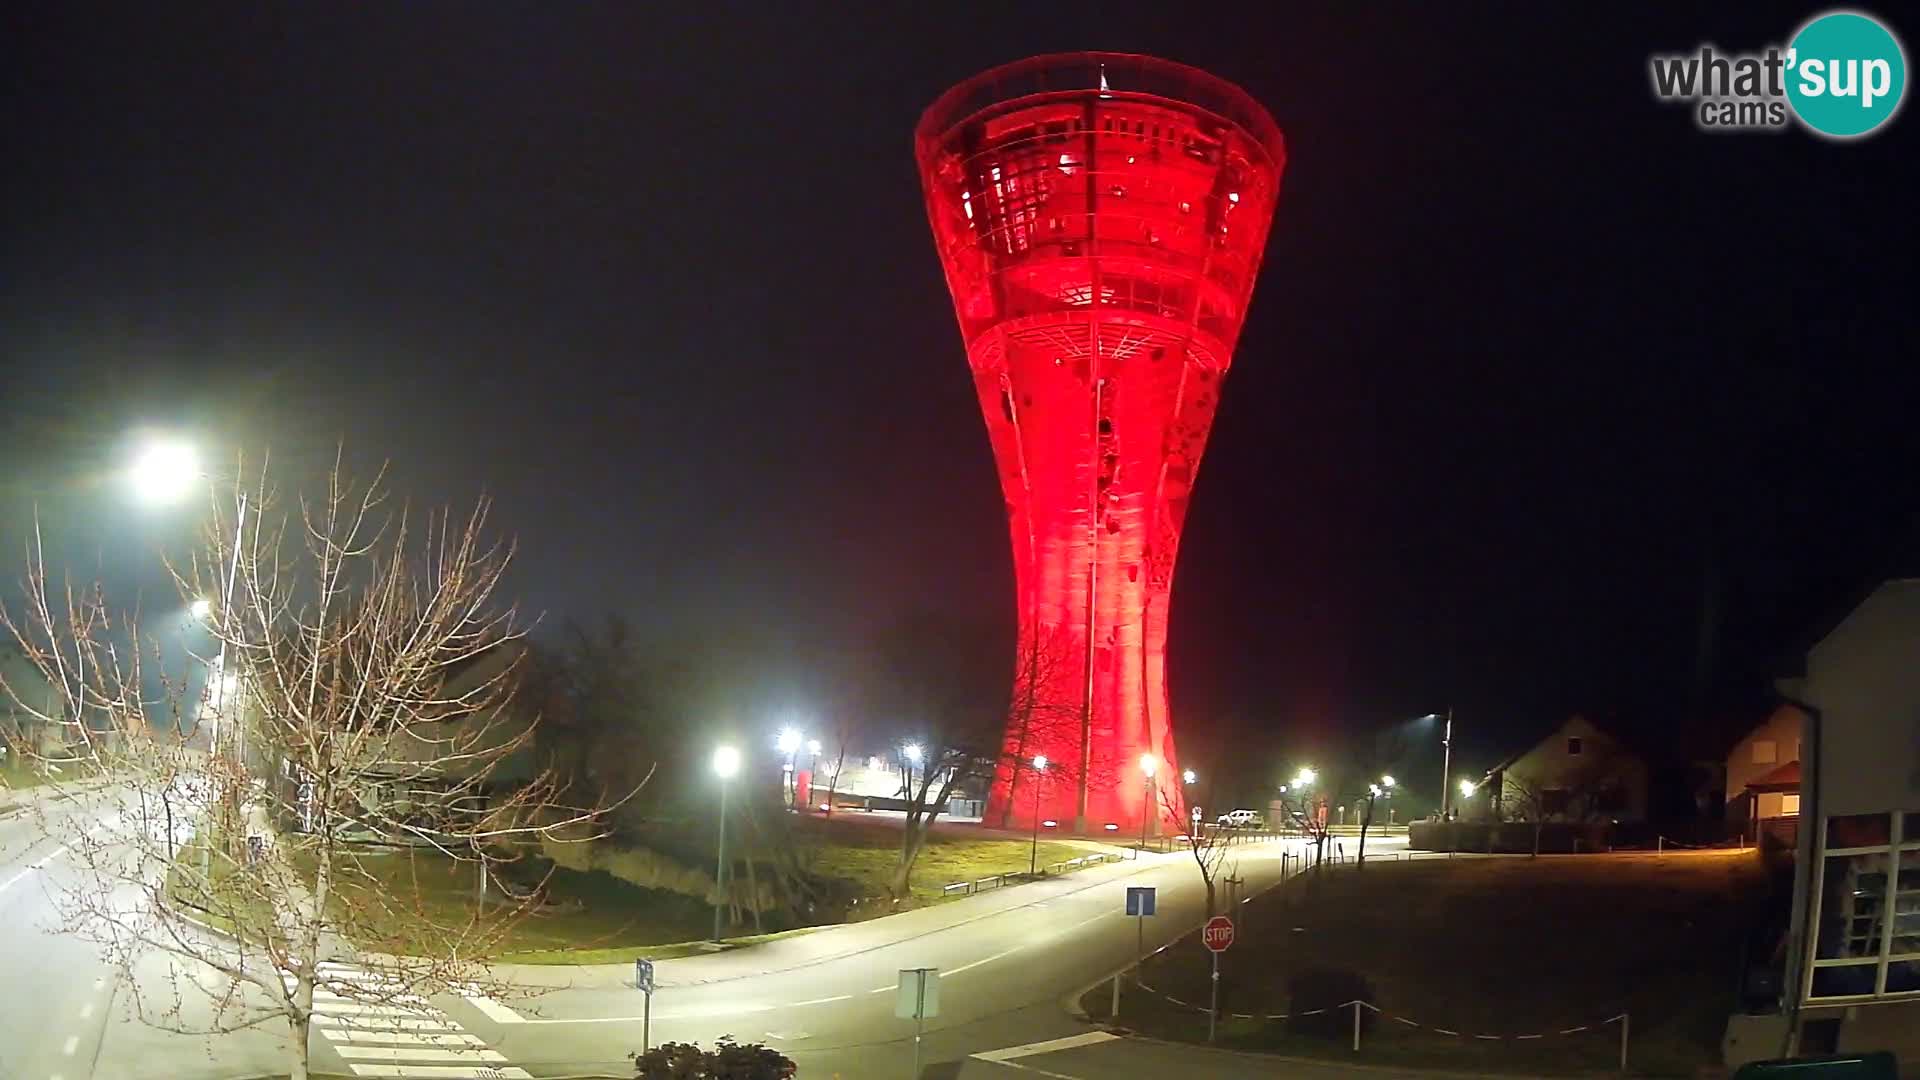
[1773, 579, 1920, 1059]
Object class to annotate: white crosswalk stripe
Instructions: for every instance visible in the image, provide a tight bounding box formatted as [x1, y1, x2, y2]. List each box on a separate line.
[280, 965, 530, 1079]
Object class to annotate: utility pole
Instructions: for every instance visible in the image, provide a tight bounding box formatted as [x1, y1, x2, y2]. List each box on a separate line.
[1439, 708, 1454, 819]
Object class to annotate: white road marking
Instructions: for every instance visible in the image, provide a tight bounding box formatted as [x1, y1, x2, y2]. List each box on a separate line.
[945, 941, 1025, 976]
[347, 1066, 530, 1078]
[972, 1030, 1121, 1061]
[791, 993, 853, 1006]
[31, 845, 69, 869]
[458, 989, 525, 1024]
[332, 1045, 508, 1063]
[320, 1028, 485, 1047]
[312, 1015, 464, 1032]
[61, 1034, 79, 1056]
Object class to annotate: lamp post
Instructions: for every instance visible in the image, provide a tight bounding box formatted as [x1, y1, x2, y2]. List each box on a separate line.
[132, 438, 248, 770]
[1138, 754, 1158, 855]
[903, 742, 923, 799]
[1421, 710, 1455, 819]
[776, 728, 801, 806]
[1028, 755, 1048, 875]
[711, 745, 740, 942]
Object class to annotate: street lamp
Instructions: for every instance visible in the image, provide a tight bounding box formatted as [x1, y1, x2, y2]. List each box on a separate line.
[1419, 710, 1456, 819]
[129, 438, 200, 506]
[1028, 755, 1048, 875]
[1182, 768, 1197, 785]
[1138, 754, 1158, 855]
[711, 745, 740, 942]
[902, 742, 923, 796]
[1294, 766, 1316, 789]
[1459, 778, 1477, 800]
[1381, 775, 1396, 789]
[776, 728, 802, 806]
[132, 436, 249, 768]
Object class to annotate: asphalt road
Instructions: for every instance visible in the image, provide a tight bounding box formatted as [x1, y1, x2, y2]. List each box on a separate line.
[0, 788, 125, 1080]
[446, 832, 1402, 1078]
[3, 784, 1413, 1080]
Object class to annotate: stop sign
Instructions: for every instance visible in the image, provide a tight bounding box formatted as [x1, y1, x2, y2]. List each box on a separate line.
[1202, 915, 1235, 953]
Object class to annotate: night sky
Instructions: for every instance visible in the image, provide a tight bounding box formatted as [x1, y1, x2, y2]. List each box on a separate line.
[4, 4, 1915, 796]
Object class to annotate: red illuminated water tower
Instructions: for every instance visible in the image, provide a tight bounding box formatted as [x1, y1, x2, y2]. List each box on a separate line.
[916, 54, 1285, 835]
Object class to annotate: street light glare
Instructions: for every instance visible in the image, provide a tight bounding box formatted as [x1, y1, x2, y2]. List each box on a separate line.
[1294, 766, 1317, 787]
[1138, 753, 1157, 777]
[130, 438, 200, 506]
[1459, 778, 1477, 798]
[1381, 775, 1396, 788]
[776, 728, 801, 754]
[712, 745, 741, 779]
[807, 739, 822, 755]
[189, 598, 213, 621]
[1033, 754, 1048, 771]
[903, 743, 924, 763]
[1182, 768, 1197, 784]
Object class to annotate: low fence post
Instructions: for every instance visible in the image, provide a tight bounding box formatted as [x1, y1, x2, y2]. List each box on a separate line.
[1351, 1000, 1362, 1051]
[1111, 970, 1122, 1020]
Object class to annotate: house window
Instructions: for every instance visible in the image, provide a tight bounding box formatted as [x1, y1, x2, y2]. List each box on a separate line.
[1807, 811, 1920, 1001]
[1782, 794, 1801, 816]
[1566, 737, 1583, 756]
[1542, 788, 1571, 815]
[1752, 740, 1777, 765]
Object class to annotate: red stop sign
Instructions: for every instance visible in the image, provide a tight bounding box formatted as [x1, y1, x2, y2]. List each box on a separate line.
[1202, 915, 1235, 953]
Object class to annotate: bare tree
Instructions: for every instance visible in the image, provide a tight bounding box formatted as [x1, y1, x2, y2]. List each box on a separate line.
[1159, 784, 1233, 915]
[1500, 773, 1554, 857]
[995, 626, 1079, 828]
[0, 453, 638, 1080]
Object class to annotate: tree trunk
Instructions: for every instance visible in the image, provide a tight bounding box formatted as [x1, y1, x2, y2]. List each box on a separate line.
[823, 744, 845, 819]
[1358, 801, 1372, 868]
[1532, 821, 1542, 857]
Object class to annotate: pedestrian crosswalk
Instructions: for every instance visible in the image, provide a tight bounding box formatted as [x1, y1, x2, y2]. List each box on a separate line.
[287, 962, 530, 1080]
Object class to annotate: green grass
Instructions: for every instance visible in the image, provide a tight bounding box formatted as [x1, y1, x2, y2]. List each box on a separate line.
[165, 831, 285, 944]
[786, 813, 1094, 908]
[1088, 850, 1768, 1076]
[172, 812, 1111, 964]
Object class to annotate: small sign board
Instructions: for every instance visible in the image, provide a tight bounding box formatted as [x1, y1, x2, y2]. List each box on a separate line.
[634, 958, 655, 994]
[1202, 915, 1235, 953]
[895, 967, 939, 1020]
[1126, 885, 1157, 917]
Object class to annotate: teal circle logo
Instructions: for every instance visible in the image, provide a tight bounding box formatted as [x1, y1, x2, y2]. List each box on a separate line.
[1786, 11, 1907, 138]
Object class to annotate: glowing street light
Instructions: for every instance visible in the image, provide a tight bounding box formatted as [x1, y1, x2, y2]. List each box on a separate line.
[1294, 766, 1317, 788]
[189, 597, 213, 621]
[1137, 755, 1159, 854]
[806, 739, 822, 756]
[1182, 768, 1197, 785]
[129, 437, 201, 506]
[903, 743, 924, 764]
[1459, 778, 1478, 799]
[1381, 775, 1396, 788]
[1029, 754, 1049, 875]
[711, 744, 740, 942]
[776, 728, 802, 755]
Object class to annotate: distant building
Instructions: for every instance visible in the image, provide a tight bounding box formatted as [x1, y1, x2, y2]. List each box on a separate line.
[1725, 699, 1808, 846]
[1763, 578, 1920, 1060]
[1488, 714, 1651, 824]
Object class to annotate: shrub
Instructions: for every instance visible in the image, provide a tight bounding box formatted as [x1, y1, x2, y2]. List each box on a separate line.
[631, 1036, 796, 1079]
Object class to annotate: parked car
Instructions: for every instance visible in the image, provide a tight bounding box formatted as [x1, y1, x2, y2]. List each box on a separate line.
[1217, 808, 1265, 829]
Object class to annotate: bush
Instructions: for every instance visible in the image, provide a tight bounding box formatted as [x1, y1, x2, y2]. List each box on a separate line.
[632, 1036, 796, 1079]
[1284, 966, 1374, 1041]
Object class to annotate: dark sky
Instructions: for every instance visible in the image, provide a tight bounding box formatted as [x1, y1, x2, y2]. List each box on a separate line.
[4, 4, 1916, 793]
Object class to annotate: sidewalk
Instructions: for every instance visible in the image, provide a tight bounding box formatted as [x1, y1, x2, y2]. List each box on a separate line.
[484, 845, 1195, 990]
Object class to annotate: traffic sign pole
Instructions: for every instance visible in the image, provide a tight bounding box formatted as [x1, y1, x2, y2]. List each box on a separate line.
[1208, 949, 1220, 1042]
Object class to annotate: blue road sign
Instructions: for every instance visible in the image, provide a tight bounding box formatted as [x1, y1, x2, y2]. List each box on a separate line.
[635, 957, 655, 994]
[1126, 885, 1157, 916]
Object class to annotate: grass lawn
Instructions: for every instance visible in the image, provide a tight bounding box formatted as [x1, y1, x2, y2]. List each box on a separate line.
[1088, 850, 1768, 1077]
[787, 812, 1095, 910]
